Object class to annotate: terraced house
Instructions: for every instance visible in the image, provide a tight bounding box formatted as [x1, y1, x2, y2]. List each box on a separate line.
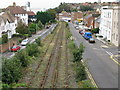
[99, 5, 120, 46]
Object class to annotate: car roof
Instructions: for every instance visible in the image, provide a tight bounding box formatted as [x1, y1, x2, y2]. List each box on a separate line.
[85, 32, 92, 34]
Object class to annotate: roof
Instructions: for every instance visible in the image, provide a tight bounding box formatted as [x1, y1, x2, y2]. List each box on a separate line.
[0, 16, 6, 25]
[85, 32, 92, 34]
[6, 6, 27, 14]
[84, 14, 92, 19]
[2, 11, 15, 23]
[27, 11, 35, 16]
[95, 16, 101, 23]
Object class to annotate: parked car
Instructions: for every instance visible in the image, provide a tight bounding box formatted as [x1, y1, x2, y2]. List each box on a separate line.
[89, 38, 95, 43]
[10, 45, 21, 52]
[75, 26, 79, 30]
[83, 32, 92, 40]
[79, 30, 85, 36]
[21, 38, 29, 46]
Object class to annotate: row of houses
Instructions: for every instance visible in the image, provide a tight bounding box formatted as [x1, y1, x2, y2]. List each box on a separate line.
[59, 5, 119, 47]
[58, 11, 100, 30]
[99, 5, 120, 47]
[0, 2, 36, 39]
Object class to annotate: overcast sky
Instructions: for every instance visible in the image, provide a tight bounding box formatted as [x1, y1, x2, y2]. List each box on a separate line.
[0, 0, 119, 9]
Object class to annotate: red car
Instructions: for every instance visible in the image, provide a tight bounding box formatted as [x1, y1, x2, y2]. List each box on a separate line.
[10, 45, 21, 52]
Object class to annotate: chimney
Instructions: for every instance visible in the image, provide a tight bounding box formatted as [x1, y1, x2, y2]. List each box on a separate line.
[13, 2, 16, 7]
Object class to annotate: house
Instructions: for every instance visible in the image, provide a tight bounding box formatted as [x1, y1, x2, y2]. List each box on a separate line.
[59, 11, 71, 22]
[111, 6, 120, 47]
[94, 15, 101, 28]
[99, 5, 120, 46]
[99, 6, 113, 42]
[27, 11, 36, 23]
[83, 14, 93, 29]
[6, 2, 28, 25]
[71, 12, 83, 22]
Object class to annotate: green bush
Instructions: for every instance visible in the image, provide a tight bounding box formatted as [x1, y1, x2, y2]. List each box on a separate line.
[75, 62, 87, 81]
[2, 34, 8, 44]
[2, 58, 22, 84]
[73, 43, 85, 62]
[15, 50, 29, 67]
[91, 28, 99, 34]
[35, 37, 42, 46]
[26, 44, 40, 57]
[12, 34, 23, 38]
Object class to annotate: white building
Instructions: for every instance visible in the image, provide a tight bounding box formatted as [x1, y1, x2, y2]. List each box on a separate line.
[0, 11, 18, 38]
[6, 2, 28, 25]
[99, 5, 120, 46]
[99, 6, 113, 42]
[111, 6, 120, 47]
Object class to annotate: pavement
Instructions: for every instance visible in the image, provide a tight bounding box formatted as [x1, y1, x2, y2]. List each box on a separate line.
[69, 23, 118, 88]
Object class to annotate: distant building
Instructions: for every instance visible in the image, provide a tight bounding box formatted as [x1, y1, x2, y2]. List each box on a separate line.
[71, 12, 83, 22]
[59, 11, 71, 22]
[6, 2, 28, 25]
[27, 11, 36, 23]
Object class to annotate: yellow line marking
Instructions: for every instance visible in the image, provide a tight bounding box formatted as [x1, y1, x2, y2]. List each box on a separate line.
[81, 60, 99, 89]
[110, 55, 120, 66]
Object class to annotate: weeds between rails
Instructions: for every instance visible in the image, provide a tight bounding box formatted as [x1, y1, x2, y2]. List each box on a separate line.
[27, 23, 61, 86]
[39, 23, 64, 88]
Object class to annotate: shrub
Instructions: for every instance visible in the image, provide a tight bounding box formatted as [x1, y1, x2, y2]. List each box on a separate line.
[75, 62, 87, 81]
[73, 43, 85, 62]
[35, 37, 42, 46]
[12, 34, 23, 38]
[15, 50, 29, 67]
[91, 28, 99, 34]
[2, 34, 8, 44]
[26, 44, 40, 57]
[2, 58, 22, 84]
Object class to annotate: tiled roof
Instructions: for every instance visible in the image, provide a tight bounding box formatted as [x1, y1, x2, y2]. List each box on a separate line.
[27, 11, 35, 16]
[2, 11, 15, 23]
[6, 6, 27, 14]
[84, 14, 92, 19]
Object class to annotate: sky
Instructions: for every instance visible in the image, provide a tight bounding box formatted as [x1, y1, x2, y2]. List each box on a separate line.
[0, 0, 119, 10]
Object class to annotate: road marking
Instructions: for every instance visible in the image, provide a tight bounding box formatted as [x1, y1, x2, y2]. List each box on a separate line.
[81, 60, 99, 88]
[105, 51, 113, 56]
[110, 55, 120, 66]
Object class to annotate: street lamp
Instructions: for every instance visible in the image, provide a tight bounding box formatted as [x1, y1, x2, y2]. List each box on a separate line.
[7, 30, 11, 50]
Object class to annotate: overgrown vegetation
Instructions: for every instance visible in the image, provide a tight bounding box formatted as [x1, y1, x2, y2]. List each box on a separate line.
[2, 37, 42, 88]
[66, 22, 94, 88]
[91, 28, 99, 34]
[2, 34, 8, 44]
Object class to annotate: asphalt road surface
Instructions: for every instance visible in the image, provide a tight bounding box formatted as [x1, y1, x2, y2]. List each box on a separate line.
[69, 23, 118, 88]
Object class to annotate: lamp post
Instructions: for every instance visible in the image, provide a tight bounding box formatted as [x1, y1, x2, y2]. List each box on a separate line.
[7, 30, 11, 50]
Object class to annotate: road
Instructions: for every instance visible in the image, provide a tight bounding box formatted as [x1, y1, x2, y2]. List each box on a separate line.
[2, 24, 57, 59]
[69, 23, 118, 88]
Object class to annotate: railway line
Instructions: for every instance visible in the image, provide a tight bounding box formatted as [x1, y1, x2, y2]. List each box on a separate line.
[24, 22, 70, 88]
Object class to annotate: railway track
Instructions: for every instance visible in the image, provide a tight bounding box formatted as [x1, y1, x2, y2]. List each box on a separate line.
[39, 22, 64, 88]
[24, 22, 70, 88]
[27, 22, 61, 86]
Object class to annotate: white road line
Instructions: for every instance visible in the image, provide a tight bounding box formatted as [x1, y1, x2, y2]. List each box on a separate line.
[105, 51, 113, 56]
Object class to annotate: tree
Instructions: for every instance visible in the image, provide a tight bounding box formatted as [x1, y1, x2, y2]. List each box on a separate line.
[2, 58, 22, 84]
[16, 20, 28, 34]
[28, 23, 36, 34]
[36, 11, 50, 25]
[80, 5, 94, 12]
[37, 20, 43, 30]
[54, 3, 71, 13]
